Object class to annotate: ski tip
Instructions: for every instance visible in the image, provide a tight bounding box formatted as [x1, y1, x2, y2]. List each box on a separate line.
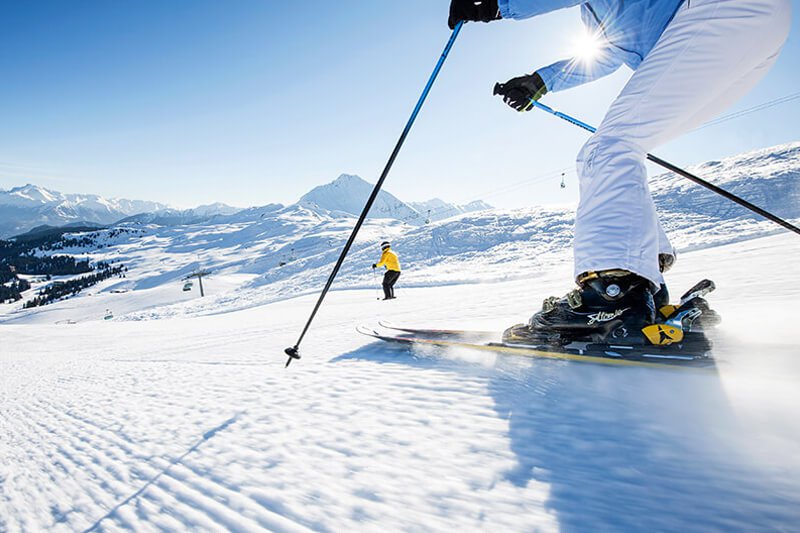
[356, 325, 386, 339]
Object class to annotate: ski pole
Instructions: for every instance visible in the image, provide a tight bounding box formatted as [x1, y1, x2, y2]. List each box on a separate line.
[507, 93, 800, 237]
[284, 22, 464, 367]
[372, 267, 382, 300]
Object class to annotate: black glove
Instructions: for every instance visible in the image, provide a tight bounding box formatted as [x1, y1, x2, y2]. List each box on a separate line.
[658, 253, 676, 273]
[493, 72, 548, 111]
[372, 264, 377, 269]
[448, 0, 501, 30]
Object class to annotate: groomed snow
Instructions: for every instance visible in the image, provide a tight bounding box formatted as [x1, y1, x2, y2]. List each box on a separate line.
[3, 231, 800, 531]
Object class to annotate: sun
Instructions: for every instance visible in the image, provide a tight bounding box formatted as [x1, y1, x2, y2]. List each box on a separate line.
[571, 28, 605, 63]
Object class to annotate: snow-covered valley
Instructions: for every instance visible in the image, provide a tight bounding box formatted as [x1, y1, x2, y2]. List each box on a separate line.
[3, 142, 800, 326]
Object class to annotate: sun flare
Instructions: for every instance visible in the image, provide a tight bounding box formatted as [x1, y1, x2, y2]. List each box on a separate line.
[571, 28, 605, 63]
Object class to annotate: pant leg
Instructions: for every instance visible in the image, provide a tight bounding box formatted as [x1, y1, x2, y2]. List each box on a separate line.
[671, 48, 784, 137]
[382, 271, 393, 299]
[387, 271, 400, 298]
[574, 0, 791, 286]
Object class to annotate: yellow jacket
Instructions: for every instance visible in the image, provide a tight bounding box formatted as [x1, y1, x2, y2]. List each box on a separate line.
[375, 248, 401, 272]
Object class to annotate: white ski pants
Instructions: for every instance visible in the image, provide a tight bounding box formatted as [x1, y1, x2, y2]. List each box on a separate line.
[573, 0, 791, 286]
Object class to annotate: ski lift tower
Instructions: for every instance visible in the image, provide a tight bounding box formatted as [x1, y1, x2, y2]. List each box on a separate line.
[184, 269, 212, 297]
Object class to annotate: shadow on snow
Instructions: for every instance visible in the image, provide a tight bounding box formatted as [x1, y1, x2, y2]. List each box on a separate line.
[335, 341, 800, 530]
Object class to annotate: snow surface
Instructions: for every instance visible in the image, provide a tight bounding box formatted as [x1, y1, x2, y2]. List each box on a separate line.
[3, 142, 800, 530]
[3, 230, 800, 531]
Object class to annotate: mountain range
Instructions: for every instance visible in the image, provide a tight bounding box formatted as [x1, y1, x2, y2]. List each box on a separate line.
[297, 174, 492, 225]
[0, 175, 492, 238]
[0, 184, 172, 238]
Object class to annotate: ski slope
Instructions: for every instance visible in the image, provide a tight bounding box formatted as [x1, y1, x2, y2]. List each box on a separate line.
[3, 231, 800, 531]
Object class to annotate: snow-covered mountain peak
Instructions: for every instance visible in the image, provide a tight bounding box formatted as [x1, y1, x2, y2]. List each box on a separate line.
[332, 173, 366, 185]
[297, 173, 423, 225]
[0, 183, 62, 206]
[296, 173, 493, 226]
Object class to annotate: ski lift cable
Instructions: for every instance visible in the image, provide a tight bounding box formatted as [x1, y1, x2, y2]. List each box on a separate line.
[692, 91, 800, 131]
[439, 167, 573, 209]
[391, 166, 572, 226]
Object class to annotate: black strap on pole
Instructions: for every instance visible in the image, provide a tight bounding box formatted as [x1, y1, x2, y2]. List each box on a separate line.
[284, 23, 464, 367]
[519, 96, 800, 237]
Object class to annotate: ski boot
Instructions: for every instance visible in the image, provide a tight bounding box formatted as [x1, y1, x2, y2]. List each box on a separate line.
[504, 269, 657, 346]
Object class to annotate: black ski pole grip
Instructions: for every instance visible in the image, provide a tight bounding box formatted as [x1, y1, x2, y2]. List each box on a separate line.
[493, 82, 503, 96]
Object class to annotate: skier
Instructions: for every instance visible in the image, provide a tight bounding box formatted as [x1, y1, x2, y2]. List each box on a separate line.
[373, 241, 401, 300]
[448, 0, 790, 345]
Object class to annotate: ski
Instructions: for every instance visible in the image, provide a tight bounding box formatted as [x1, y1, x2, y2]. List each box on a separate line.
[377, 320, 497, 338]
[358, 325, 716, 371]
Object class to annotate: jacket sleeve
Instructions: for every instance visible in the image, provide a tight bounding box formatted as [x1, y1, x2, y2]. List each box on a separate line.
[375, 251, 387, 268]
[536, 47, 625, 93]
[498, 0, 583, 19]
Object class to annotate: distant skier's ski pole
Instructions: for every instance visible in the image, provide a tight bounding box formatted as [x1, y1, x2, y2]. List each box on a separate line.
[284, 22, 464, 367]
[510, 94, 800, 237]
[372, 267, 382, 300]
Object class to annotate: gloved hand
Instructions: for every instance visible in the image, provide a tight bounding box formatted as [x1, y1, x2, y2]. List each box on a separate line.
[372, 264, 377, 269]
[493, 73, 548, 111]
[658, 252, 676, 273]
[448, 0, 501, 30]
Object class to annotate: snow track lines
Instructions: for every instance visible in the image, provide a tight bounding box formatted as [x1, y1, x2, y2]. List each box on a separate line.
[0, 334, 313, 532]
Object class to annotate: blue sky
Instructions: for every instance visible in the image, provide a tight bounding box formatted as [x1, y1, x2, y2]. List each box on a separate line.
[1, 1, 798, 209]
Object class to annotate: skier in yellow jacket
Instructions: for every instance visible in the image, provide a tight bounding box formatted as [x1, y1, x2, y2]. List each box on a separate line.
[372, 241, 401, 300]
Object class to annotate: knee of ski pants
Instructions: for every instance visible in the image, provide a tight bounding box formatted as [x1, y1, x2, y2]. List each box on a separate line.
[576, 135, 647, 185]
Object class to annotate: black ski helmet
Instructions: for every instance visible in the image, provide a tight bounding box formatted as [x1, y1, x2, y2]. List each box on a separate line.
[380, 241, 391, 250]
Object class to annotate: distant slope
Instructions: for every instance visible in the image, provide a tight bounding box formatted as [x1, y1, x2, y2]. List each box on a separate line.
[117, 208, 234, 227]
[409, 198, 493, 222]
[650, 141, 800, 248]
[10, 224, 107, 242]
[651, 141, 800, 219]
